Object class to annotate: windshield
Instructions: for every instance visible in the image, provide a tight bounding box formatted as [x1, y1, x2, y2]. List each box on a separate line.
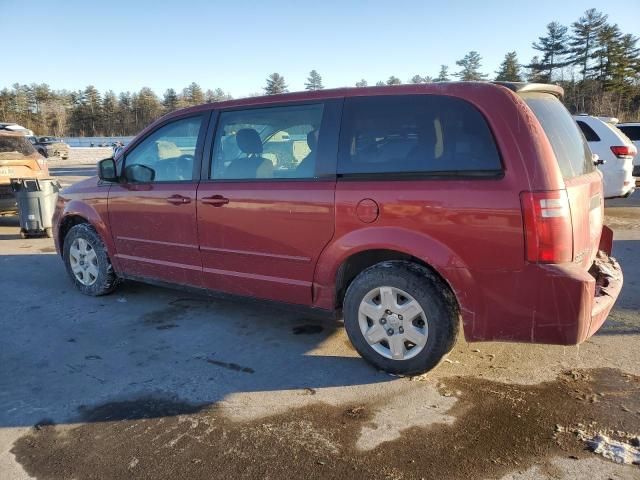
[520, 92, 595, 179]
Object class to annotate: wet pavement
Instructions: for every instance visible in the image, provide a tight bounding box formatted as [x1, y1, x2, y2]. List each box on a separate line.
[0, 158, 638, 479]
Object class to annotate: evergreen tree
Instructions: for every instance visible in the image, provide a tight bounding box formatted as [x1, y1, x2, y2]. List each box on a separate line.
[434, 65, 450, 82]
[386, 76, 402, 85]
[532, 22, 569, 81]
[264, 73, 288, 94]
[304, 70, 324, 90]
[527, 56, 547, 83]
[410, 75, 425, 84]
[182, 82, 204, 106]
[355, 79, 368, 87]
[83, 85, 102, 136]
[205, 88, 232, 102]
[375, 81, 385, 87]
[495, 51, 523, 82]
[455, 51, 487, 80]
[101, 90, 118, 135]
[117, 92, 134, 135]
[135, 87, 161, 130]
[162, 88, 180, 112]
[568, 8, 608, 80]
[620, 34, 640, 80]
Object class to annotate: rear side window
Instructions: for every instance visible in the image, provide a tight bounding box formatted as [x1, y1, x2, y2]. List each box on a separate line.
[337, 95, 502, 175]
[521, 93, 594, 179]
[576, 120, 600, 142]
[211, 104, 324, 180]
[619, 125, 640, 141]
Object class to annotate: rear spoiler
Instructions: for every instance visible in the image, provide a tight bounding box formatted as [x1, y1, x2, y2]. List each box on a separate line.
[492, 82, 564, 99]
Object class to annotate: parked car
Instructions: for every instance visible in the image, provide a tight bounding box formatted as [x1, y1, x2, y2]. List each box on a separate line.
[53, 82, 623, 375]
[616, 122, 640, 179]
[0, 131, 50, 213]
[27, 136, 70, 160]
[574, 115, 636, 198]
[0, 122, 34, 136]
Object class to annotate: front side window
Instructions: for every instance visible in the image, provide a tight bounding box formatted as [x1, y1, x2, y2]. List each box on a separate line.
[338, 95, 502, 175]
[211, 104, 324, 180]
[124, 116, 203, 182]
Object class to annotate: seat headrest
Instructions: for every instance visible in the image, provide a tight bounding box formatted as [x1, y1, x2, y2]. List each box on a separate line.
[236, 128, 263, 155]
[307, 129, 318, 152]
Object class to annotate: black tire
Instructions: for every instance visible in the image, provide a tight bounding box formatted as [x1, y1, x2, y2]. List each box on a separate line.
[343, 261, 458, 375]
[63, 223, 120, 296]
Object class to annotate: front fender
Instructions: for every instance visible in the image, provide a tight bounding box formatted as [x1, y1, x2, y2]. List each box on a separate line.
[312, 226, 475, 319]
[54, 197, 119, 271]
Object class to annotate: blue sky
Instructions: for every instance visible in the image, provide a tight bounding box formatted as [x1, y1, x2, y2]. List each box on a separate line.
[1, 0, 639, 97]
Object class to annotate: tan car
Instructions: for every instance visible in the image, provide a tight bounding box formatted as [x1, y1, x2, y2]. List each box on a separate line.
[0, 131, 50, 213]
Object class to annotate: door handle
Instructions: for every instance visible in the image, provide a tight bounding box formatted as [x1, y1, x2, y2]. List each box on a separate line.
[166, 194, 191, 205]
[201, 195, 229, 207]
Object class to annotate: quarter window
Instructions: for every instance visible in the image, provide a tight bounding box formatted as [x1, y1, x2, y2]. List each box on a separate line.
[337, 95, 502, 175]
[576, 120, 601, 142]
[124, 116, 203, 182]
[210, 104, 324, 180]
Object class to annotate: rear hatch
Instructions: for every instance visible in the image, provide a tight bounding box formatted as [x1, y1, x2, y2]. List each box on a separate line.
[519, 92, 603, 269]
[0, 134, 48, 184]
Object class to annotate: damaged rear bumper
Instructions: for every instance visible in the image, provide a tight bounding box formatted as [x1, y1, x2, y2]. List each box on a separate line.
[584, 250, 623, 341]
[462, 226, 623, 345]
[528, 226, 623, 345]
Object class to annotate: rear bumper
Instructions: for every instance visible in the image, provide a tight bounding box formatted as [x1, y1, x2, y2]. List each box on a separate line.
[603, 163, 635, 198]
[463, 226, 623, 345]
[586, 251, 623, 341]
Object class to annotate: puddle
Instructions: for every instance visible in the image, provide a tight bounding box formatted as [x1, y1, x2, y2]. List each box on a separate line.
[12, 368, 640, 480]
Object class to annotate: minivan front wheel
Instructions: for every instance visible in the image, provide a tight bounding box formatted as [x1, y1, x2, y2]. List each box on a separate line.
[343, 261, 457, 375]
[63, 223, 120, 296]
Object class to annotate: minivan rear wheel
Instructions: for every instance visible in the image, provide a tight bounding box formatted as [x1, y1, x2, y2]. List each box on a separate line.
[63, 223, 120, 296]
[343, 261, 457, 375]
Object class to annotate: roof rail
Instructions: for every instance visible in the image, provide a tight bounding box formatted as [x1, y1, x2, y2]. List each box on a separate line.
[492, 82, 564, 98]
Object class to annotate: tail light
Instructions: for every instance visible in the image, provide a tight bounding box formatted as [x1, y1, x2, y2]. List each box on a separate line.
[610, 145, 636, 158]
[520, 190, 573, 263]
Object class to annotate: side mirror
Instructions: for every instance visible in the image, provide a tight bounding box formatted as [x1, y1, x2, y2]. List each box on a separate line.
[124, 164, 156, 183]
[98, 158, 118, 182]
[592, 153, 605, 166]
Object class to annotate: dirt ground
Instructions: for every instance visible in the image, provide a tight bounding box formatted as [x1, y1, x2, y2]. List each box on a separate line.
[0, 157, 639, 479]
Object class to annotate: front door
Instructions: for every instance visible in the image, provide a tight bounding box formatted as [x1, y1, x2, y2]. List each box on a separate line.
[108, 114, 207, 287]
[197, 101, 340, 305]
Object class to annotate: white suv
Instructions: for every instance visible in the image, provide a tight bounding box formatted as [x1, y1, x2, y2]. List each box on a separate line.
[574, 115, 637, 198]
[617, 122, 640, 180]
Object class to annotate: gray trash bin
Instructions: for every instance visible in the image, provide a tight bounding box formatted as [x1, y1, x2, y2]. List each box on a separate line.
[10, 178, 61, 238]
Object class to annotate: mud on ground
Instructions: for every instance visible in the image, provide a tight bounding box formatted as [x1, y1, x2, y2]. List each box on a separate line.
[11, 369, 640, 480]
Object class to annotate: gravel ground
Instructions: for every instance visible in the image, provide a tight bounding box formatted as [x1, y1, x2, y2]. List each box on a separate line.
[0, 162, 638, 480]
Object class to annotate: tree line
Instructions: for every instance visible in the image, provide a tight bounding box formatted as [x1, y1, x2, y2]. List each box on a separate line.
[1, 8, 639, 137]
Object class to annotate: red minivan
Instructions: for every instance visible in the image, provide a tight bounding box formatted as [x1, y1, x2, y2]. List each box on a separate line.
[53, 82, 623, 375]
